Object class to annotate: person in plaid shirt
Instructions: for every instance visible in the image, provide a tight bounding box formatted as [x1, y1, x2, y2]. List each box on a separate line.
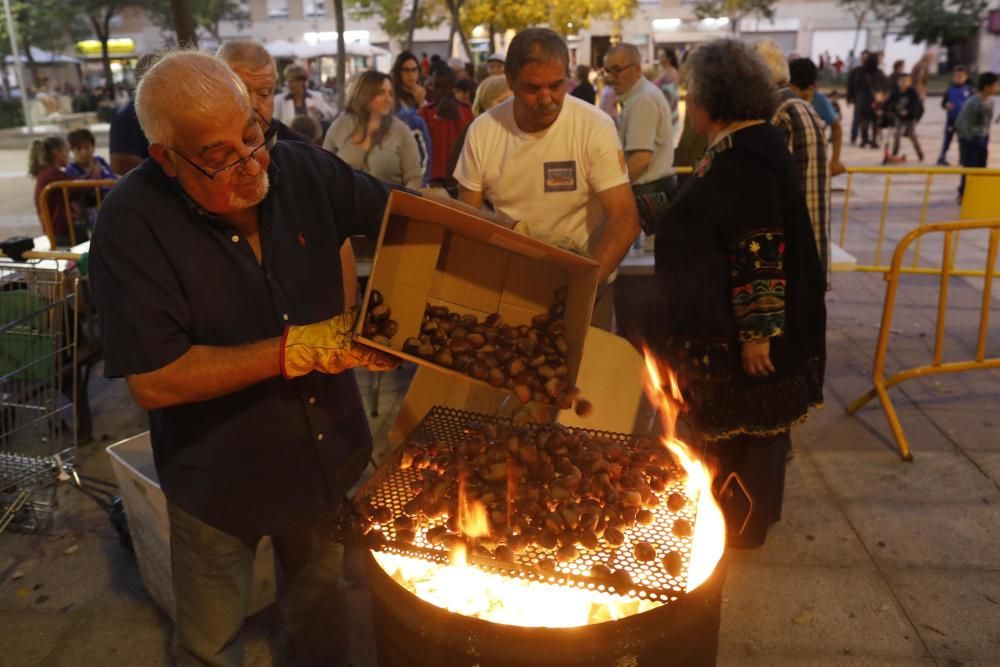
[756, 41, 832, 288]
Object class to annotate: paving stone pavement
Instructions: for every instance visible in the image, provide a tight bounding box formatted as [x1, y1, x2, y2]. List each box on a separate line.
[1, 101, 999, 665]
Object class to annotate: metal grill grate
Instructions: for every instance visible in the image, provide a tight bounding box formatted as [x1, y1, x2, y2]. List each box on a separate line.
[353, 407, 703, 603]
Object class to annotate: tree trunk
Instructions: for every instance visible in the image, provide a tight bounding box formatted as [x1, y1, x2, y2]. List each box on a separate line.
[406, 0, 420, 52]
[446, 0, 473, 63]
[90, 13, 114, 100]
[170, 0, 199, 47]
[1, 62, 10, 98]
[24, 38, 38, 86]
[851, 13, 865, 54]
[334, 0, 347, 110]
[488, 22, 496, 54]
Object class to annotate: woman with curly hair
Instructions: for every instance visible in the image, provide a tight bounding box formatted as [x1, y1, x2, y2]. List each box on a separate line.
[645, 39, 826, 548]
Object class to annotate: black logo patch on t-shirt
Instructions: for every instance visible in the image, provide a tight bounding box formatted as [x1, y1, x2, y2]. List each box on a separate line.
[544, 161, 577, 192]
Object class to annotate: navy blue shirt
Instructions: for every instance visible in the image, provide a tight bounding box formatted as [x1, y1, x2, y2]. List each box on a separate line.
[109, 100, 149, 160]
[90, 141, 390, 538]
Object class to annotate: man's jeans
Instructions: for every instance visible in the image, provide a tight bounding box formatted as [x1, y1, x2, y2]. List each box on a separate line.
[169, 504, 348, 667]
[958, 137, 989, 198]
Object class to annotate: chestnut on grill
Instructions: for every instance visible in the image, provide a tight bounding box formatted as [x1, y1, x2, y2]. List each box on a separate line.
[604, 527, 625, 547]
[633, 541, 657, 562]
[556, 544, 580, 563]
[667, 492, 686, 512]
[425, 526, 448, 546]
[662, 550, 683, 577]
[673, 519, 693, 538]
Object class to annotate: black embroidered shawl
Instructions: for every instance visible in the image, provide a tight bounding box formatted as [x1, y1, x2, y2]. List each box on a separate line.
[645, 123, 826, 441]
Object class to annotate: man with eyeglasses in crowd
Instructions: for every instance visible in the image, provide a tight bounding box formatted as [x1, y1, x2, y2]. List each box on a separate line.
[89, 51, 397, 666]
[602, 43, 676, 235]
[217, 39, 309, 146]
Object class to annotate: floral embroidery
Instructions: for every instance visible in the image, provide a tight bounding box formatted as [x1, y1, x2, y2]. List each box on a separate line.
[730, 230, 786, 341]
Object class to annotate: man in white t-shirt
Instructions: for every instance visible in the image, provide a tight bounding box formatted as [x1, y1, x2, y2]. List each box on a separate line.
[454, 28, 640, 330]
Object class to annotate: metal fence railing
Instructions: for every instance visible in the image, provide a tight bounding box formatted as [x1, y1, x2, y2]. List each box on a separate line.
[846, 218, 1000, 461]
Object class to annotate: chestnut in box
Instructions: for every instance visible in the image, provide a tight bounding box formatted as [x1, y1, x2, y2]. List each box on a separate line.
[354, 191, 600, 393]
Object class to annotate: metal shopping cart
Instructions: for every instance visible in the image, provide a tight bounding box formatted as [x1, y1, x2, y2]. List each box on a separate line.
[0, 241, 98, 533]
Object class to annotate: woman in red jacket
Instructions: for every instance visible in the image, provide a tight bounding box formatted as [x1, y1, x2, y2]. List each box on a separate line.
[419, 68, 473, 187]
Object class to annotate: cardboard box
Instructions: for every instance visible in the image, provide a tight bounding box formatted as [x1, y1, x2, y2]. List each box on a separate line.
[390, 327, 647, 446]
[355, 191, 600, 392]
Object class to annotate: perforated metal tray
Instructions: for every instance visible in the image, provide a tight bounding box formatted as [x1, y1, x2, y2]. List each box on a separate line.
[351, 407, 702, 602]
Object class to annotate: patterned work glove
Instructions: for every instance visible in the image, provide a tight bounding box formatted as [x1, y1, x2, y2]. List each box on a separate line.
[280, 309, 398, 379]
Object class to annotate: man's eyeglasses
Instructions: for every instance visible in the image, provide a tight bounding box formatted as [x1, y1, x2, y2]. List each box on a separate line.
[170, 138, 268, 180]
[604, 63, 638, 77]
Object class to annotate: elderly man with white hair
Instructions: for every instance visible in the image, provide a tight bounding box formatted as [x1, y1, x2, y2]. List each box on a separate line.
[216, 39, 310, 145]
[756, 40, 831, 284]
[89, 50, 396, 666]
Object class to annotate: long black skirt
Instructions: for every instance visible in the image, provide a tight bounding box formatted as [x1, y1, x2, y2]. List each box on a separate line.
[706, 430, 790, 549]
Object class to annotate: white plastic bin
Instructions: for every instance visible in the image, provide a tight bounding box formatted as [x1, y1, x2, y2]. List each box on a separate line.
[107, 432, 276, 619]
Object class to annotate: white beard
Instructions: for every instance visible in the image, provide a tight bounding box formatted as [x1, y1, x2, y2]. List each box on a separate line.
[228, 170, 269, 209]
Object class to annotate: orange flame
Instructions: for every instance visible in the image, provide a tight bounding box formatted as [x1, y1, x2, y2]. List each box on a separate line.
[642, 348, 727, 592]
[457, 473, 490, 539]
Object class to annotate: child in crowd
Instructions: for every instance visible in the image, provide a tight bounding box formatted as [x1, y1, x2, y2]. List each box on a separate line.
[886, 73, 924, 163]
[29, 136, 85, 247]
[956, 71, 999, 199]
[65, 128, 115, 180]
[938, 67, 975, 165]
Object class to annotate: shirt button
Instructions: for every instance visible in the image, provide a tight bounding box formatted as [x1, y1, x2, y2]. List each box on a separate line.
[282, 313, 289, 321]
[231, 234, 239, 243]
[317, 433, 324, 441]
[308, 396, 316, 405]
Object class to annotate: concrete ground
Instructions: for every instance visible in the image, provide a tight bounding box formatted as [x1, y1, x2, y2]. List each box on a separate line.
[1, 101, 999, 666]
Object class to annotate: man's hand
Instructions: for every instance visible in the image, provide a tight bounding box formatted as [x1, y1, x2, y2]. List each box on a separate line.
[830, 159, 847, 176]
[741, 338, 775, 377]
[281, 309, 397, 379]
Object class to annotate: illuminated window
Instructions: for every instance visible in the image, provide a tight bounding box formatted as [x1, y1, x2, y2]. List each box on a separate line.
[267, 0, 288, 19]
[305, 0, 326, 17]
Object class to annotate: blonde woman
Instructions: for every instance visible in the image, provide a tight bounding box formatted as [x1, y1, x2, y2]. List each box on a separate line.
[323, 70, 423, 189]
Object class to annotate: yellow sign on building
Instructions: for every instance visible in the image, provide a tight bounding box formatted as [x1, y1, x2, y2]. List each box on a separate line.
[76, 38, 136, 56]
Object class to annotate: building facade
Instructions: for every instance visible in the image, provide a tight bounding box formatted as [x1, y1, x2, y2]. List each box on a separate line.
[88, 0, 1000, 81]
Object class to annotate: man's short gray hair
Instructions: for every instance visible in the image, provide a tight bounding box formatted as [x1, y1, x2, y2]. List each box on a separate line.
[136, 50, 249, 146]
[605, 43, 641, 64]
[755, 39, 790, 87]
[505, 28, 569, 82]
[685, 39, 778, 123]
[216, 39, 274, 72]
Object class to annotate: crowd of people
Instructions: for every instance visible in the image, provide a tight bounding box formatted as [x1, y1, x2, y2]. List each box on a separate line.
[18, 29, 998, 665]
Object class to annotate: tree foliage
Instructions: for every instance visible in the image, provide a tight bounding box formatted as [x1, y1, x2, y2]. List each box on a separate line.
[460, 0, 638, 38]
[835, 0, 870, 53]
[898, 0, 990, 47]
[691, 0, 777, 32]
[0, 0, 85, 58]
[147, 0, 251, 42]
[349, 0, 446, 43]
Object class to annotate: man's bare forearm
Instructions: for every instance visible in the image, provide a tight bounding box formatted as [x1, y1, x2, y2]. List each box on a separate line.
[593, 183, 642, 282]
[626, 151, 652, 182]
[126, 339, 282, 410]
[831, 121, 843, 164]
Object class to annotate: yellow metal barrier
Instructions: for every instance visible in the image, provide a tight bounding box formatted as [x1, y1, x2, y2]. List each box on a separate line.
[37, 179, 117, 248]
[846, 218, 1000, 461]
[838, 166, 1000, 278]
